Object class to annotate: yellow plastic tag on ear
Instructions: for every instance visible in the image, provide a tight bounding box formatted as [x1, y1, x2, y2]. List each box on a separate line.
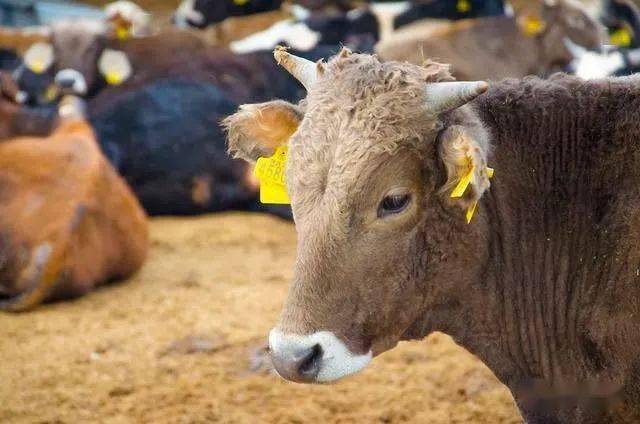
[610, 27, 632, 48]
[27, 61, 46, 74]
[44, 84, 58, 102]
[105, 71, 124, 85]
[254, 146, 291, 205]
[233, 0, 249, 5]
[452, 166, 494, 224]
[466, 201, 478, 224]
[487, 167, 495, 179]
[116, 26, 131, 41]
[456, 0, 471, 13]
[521, 14, 546, 37]
[451, 165, 475, 198]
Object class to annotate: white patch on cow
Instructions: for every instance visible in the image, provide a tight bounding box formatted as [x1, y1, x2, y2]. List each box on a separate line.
[269, 328, 372, 382]
[58, 96, 86, 119]
[105, 0, 152, 36]
[14, 91, 28, 104]
[289, 4, 311, 21]
[565, 38, 625, 79]
[174, 0, 205, 28]
[369, 1, 411, 41]
[55, 69, 88, 96]
[51, 18, 108, 36]
[230, 20, 320, 54]
[504, 2, 515, 17]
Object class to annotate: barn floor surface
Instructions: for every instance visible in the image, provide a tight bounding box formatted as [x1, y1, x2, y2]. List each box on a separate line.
[0, 213, 522, 423]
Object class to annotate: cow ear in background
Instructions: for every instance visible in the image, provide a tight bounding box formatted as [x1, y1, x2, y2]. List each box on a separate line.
[223, 100, 304, 163]
[23, 42, 54, 74]
[438, 125, 493, 222]
[98, 49, 133, 85]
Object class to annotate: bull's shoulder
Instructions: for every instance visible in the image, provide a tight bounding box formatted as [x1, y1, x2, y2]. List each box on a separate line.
[477, 74, 640, 113]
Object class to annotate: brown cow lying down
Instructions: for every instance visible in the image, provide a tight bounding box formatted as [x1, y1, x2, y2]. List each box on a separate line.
[0, 95, 148, 312]
[376, 0, 605, 80]
[224, 48, 640, 423]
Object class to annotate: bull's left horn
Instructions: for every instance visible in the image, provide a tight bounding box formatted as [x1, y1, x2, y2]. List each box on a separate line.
[274, 46, 318, 91]
[425, 81, 488, 114]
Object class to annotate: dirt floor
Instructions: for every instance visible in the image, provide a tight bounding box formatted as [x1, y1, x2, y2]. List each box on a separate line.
[0, 213, 522, 423]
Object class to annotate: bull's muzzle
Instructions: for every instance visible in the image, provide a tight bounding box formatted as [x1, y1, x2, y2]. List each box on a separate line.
[268, 328, 372, 383]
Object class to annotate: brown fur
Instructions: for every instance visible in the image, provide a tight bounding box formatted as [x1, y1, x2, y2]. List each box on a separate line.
[376, 0, 606, 80]
[225, 49, 640, 423]
[0, 109, 148, 311]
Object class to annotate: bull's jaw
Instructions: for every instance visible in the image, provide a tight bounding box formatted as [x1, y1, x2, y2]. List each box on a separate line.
[269, 328, 372, 384]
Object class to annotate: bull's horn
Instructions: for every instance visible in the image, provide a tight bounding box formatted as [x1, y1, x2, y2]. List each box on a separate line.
[425, 81, 488, 114]
[273, 46, 318, 91]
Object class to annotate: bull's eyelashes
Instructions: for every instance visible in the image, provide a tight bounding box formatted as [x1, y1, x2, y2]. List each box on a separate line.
[377, 191, 412, 218]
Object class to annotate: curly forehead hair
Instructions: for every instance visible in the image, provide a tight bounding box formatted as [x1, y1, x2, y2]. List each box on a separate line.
[296, 50, 456, 156]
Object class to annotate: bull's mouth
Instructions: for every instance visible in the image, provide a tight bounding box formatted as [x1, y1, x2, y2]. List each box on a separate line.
[269, 328, 373, 384]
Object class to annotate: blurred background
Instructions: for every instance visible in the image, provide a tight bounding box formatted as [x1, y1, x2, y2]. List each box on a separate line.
[0, 0, 637, 422]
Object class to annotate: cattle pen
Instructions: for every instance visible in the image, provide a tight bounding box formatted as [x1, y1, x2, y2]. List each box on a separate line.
[2, 0, 640, 423]
[1, 213, 520, 422]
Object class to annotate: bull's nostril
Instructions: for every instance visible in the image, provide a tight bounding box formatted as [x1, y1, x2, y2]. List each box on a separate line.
[298, 343, 323, 377]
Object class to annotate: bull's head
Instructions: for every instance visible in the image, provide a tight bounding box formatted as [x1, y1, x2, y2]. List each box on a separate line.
[224, 48, 491, 383]
[2, 16, 135, 104]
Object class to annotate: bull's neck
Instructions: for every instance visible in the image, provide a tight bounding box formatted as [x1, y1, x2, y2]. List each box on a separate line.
[444, 77, 640, 391]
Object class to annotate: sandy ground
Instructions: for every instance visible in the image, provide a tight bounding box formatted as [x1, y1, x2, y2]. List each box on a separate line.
[0, 213, 522, 423]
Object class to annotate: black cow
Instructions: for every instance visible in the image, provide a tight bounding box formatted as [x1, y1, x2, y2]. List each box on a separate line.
[174, 0, 284, 29]
[88, 79, 261, 216]
[394, 0, 508, 29]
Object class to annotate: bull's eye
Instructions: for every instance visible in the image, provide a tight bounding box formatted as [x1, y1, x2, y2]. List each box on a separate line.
[378, 193, 411, 218]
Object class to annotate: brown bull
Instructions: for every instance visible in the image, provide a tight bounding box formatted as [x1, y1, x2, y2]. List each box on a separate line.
[0, 96, 148, 311]
[224, 48, 640, 423]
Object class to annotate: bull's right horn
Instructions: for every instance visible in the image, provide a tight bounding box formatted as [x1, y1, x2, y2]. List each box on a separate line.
[425, 81, 489, 114]
[273, 46, 318, 91]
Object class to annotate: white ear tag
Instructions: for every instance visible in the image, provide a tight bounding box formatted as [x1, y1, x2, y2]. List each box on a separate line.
[98, 49, 133, 85]
[24, 42, 54, 74]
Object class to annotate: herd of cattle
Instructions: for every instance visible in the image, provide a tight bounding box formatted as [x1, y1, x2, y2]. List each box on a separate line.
[0, 0, 634, 310]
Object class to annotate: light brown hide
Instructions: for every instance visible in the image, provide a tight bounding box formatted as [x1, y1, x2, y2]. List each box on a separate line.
[376, 0, 605, 80]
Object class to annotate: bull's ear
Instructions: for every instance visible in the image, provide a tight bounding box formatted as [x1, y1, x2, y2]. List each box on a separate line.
[223, 100, 303, 163]
[438, 125, 492, 219]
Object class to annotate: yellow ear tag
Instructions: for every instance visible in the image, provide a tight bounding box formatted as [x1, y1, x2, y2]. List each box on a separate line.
[105, 71, 124, 85]
[254, 146, 291, 205]
[610, 28, 632, 48]
[521, 14, 547, 37]
[456, 0, 471, 13]
[451, 165, 475, 199]
[233, 0, 249, 5]
[27, 61, 46, 74]
[44, 84, 58, 102]
[451, 166, 495, 223]
[116, 26, 131, 41]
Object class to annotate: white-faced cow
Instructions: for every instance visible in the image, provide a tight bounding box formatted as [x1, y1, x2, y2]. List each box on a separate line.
[224, 48, 640, 423]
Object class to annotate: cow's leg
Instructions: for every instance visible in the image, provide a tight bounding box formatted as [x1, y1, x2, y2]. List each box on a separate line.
[0, 242, 65, 312]
[0, 205, 86, 312]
